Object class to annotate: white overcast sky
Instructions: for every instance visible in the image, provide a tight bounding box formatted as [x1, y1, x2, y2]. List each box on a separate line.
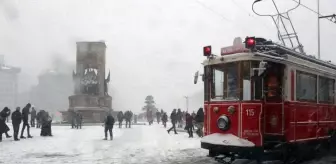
[0, 0, 335, 113]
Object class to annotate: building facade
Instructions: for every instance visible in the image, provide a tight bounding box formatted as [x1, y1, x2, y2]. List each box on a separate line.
[0, 55, 20, 110]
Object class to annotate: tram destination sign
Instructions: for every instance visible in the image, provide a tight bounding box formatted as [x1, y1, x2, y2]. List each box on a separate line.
[221, 45, 249, 55]
[221, 37, 249, 55]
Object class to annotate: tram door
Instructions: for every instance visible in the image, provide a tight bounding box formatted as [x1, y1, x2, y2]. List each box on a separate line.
[263, 62, 285, 144]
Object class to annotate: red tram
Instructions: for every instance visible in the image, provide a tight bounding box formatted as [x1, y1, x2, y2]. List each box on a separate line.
[199, 37, 336, 163]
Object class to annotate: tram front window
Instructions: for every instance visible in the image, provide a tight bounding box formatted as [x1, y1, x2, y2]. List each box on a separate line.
[211, 62, 239, 100]
[211, 61, 252, 101]
[210, 61, 283, 101]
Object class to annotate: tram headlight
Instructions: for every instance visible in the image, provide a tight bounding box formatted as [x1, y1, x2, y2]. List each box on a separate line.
[217, 115, 230, 131]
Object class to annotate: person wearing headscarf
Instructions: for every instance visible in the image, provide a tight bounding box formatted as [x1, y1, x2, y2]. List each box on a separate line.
[11, 107, 22, 141]
[0, 107, 12, 141]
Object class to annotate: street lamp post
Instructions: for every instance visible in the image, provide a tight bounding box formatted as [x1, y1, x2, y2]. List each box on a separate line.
[317, 0, 336, 59]
[317, 0, 320, 59]
[184, 96, 189, 112]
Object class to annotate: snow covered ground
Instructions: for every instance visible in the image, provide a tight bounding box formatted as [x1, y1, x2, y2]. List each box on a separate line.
[0, 122, 335, 164]
[0, 123, 215, 164]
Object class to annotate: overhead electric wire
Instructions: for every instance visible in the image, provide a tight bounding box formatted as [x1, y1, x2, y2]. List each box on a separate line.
[230, 0, 273, 30]
[291, 0, 336, 24]
[193, 0, 233, 23]
[192, 0, 272, 33]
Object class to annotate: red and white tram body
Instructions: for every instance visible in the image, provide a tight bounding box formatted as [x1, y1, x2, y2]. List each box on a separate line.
[200, 37, 336, 161]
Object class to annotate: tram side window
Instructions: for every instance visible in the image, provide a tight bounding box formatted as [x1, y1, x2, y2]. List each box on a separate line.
[318, 77, 335, 104]
[296, 71, 317, 102]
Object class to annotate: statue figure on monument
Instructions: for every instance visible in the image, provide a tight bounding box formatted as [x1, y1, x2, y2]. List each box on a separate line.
[104, 70, 110, 96]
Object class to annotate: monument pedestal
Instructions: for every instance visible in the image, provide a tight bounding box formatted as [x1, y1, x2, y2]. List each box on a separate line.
[66, 94, 112, 123]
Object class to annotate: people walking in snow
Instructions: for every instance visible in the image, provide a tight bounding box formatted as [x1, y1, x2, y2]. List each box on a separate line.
[191, 111, 196, 130]
[76, 112, 82, 129]
[36, 110, 42, 128]
[0, 107, 12, 141]
[71, 110, 76, 129]
[104, 112, 115, 140]
[185, 112, 193, 138]
[125, 111, 133, 128]
[117, 111, 123, 128]
[177, 109, 183, 128]
[11, 107, 22, 141]
[161, 112, 168, 128]
[194, 108, 204, 137]
[41, 111, 53, 136]
[156, 110, 161, 124]
[147, 109, 153, 125]
[30, 107, 37, 127]
[21, 103, 33, 139]
[167, 109, 178, 134]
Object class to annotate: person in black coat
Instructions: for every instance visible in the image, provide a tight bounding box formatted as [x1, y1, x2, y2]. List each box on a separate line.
[156, 110, 161, 124]
[125, 111, 133, 128]
[185, 113, 194, 138]
[194, 108, 204, 137]
[11, 107, 22, 141]
[167, 109, 178, 134]
[36, 110, 42, 128]
[41, 111, 53, 136]
[161, 112, 168, 128]
[0, 107, 12, 141]
[104, 113, 115, 140]
[30, 107, 37, 127]
[20, 103, 33, 139]
[117, 111, 123, 128]
[76, 112, 82, 129]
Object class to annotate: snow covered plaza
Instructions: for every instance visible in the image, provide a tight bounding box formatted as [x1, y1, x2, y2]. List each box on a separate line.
[1, 123, 335, 164]
[0, 123, 215, 164]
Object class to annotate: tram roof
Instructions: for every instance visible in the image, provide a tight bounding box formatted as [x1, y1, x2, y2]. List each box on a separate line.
[202, 37, 336, 76]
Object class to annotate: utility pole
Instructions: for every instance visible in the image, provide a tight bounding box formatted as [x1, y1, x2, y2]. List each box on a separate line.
[317, 0, 320, 59]
[317, 0, 336, 59]
[184, 96, 189, 112]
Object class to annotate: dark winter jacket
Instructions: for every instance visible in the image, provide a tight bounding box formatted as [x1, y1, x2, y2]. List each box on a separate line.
[31, 108, 37, 119]
[162, 113, 168, 122]
[22, 105, 31, 122]
[105, 115, 115, 128]
[195, 108, 204, 123]
[11, 110, 22, 125]
[117, 111, 124, 121]
[0, 107, 10, 119]
[170, 111, 177, 123]
[186, 113, 193, 127]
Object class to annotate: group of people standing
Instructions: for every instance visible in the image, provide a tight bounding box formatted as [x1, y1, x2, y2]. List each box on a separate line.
[117, 110, 133, 128]
[167, 108, 204, 138]
[70, 111, 83, 129]
[0, 103, 53, 142]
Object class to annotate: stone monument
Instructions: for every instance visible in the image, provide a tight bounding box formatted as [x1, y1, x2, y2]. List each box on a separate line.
[67, 41, 112, 123]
